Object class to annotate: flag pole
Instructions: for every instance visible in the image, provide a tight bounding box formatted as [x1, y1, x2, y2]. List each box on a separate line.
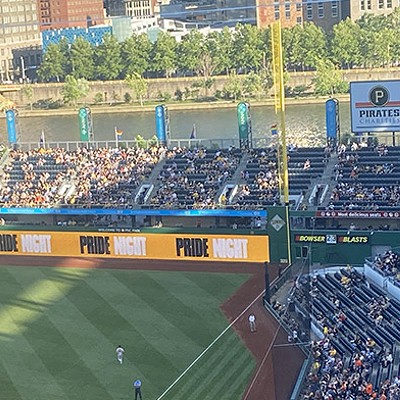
[114, 126, 118, 147]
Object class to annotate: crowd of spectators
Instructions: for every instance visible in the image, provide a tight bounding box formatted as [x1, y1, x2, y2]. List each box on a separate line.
[0, 148, 79, 207]
[5, 141, 400, 210]
[150, 146, 241, 209]
[0, 146, 164, 208]
[329, 143, 400, 211]
[293, 267, 400, 399]
[71, 146, 163, 207]
[373, 251, 400, 279]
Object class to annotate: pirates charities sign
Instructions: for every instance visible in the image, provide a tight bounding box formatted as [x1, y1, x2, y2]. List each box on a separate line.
[0, 231, 270, 263]
[350, 80, 400, 133]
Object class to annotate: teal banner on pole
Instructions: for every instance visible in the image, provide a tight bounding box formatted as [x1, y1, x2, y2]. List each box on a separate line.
[237, 102, 250, 139]
[78, 107, 89, 142]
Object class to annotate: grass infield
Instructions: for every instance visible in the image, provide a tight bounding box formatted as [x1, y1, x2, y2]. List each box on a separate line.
[0, 265, 255, 400]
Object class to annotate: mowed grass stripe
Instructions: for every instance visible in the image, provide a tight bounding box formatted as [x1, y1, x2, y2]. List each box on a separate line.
[149, 271, 249, 334]
[192, 339, 253, 400]
[21, 311, 114, 400]
[182, 272, 249, 303]
[0, 268, 74, 400]
[6, 267, 114, 400]
[49, 281, 159, 399]
[113, 272, 222, 348]
[166, 331, 239, 399]
[205, 348, 254, 400]
[84, 271, 204, 371]
[0, 358, 22, 400]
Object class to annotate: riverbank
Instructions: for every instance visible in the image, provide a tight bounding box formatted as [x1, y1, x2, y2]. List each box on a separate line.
[16, 94, 350, 118]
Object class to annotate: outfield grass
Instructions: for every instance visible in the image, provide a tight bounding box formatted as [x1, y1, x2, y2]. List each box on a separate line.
[0, 265, 255, 400]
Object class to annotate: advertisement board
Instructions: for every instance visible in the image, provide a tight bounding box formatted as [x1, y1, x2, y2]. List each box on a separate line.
[350, 80, 400, 133]
[0, 231, 270, 262]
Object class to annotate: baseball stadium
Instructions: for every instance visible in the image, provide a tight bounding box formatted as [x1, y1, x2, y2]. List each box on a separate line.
[4, 32, 400, 400]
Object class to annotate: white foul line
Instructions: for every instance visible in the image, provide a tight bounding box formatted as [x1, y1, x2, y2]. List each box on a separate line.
[156, 289, 266, 400]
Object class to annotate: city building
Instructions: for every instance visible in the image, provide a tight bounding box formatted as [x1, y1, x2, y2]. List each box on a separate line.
[41, 25, 113, 51]
[160, 0, 256, 28]
[0, 0, 42, 82]
[303, 0, 349, 31]
[37, 0, 105, 31]
[256, 0, 303, 28]
[349, 0, 398, 21]
[106, 0, 157, 18]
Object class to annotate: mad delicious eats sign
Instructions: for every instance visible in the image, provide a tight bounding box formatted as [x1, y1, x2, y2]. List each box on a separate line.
[350, 80, 400, 133]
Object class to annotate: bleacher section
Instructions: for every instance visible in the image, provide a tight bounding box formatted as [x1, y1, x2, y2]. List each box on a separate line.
[328, 144, 400, 211]
[294, 266, 400, 398]
[148, 147, 242, 209]
[7, 142, 400, 212]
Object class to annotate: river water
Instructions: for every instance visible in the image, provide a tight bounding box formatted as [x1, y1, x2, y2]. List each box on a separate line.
[2, 102, 355, 147]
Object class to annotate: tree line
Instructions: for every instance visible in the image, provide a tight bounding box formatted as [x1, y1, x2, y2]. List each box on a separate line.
[38, 9, 400, 84]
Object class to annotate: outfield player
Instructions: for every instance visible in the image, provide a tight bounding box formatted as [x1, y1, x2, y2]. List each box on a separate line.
[116, 345, 125, 364]
[248, 314, 256, 332]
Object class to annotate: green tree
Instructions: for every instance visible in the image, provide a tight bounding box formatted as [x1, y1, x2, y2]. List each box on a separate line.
[282, 25, 303, 70]
[176, 29, 205, 75]
[150, 32, 177, 78]
[37, 44, 66, 82]
[121, 33, 151, 77]
[21, 85, 34, 110]
[232, 24, 264, 72]
[299, 23, 327, 70]
[208, 27, 234, 74]
[62, 75, 90, 106]
[331, 19, 362, 69]
[58, 38, 72, 76]
[356, 14, 388, 67]
[70, 37, 94, 79]
[243, 72, 263, 99]
[313, 60, 348, 95]
[94, 34, 122, 80]
[125, 73, 148, 106]
[222, 73, 243, 101]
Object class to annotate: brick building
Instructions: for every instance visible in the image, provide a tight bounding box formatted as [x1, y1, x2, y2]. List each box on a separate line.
[37, 0, 105, 31]
[256, 0, 303, 28]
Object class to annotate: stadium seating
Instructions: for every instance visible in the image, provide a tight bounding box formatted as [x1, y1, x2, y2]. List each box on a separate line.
[293, 266, 400, 398]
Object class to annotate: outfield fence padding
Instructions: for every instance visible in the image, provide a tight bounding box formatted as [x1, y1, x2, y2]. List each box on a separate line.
[0, 231, 270, 262]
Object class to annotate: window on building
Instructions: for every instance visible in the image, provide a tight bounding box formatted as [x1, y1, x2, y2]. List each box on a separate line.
[297, 16, 302, 23]
[285, 2, 291, 18]
[387, 0, 392, 7]
[307, 3, 313, 19]
[378, 0, 384, 8]
[332, 1, 338, 16]
[367, 0, 371, 8]
[296, 2, 302, 11]
[274, 2, 280, 19]
[318, 2, 324, 17]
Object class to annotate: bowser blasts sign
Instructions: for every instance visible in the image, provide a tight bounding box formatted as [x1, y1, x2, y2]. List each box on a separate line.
[350, 80, 400, 133]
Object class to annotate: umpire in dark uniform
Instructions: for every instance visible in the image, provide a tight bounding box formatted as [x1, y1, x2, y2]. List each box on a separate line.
[133, 378, 142, 400]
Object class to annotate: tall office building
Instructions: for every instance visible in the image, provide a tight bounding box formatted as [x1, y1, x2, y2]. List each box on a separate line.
[0, 0, 41, 82]
[37, 0, 105, 31]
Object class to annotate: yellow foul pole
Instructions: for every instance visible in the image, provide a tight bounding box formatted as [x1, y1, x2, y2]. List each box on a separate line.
[271, 20, 291, 265]
[271, 20, 289, 205]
